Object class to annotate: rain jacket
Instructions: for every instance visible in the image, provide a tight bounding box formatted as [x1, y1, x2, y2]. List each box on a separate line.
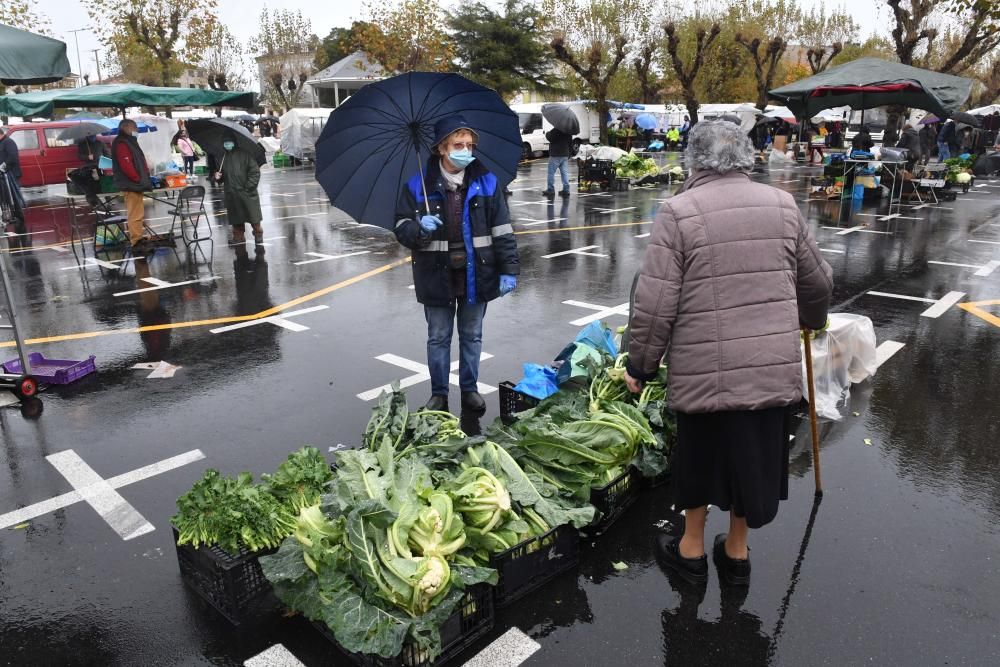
[0, 135, 21, 180]
[221, 147, 262, 226]
[111, 133, 151, 192]
[546, 128, 573, 157]
[627, 170, 833, 414]
[395, 158, 519, 307]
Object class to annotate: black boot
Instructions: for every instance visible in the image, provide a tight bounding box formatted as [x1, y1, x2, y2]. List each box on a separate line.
[424, 395, 449, 413]
[559, 189, 571, 197]
[713, 533, 751, 586]
[461, 391, 486, 412]
[541, 189, 555, 198]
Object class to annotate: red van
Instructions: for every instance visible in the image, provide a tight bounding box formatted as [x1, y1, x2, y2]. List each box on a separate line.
[3, 122, 111, 187]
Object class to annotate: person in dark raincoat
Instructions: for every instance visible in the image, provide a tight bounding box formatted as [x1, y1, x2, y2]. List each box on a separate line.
[216, 131, 263, 244]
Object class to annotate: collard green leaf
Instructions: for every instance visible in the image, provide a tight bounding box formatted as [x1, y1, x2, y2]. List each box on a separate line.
[334, 449, 389, 507]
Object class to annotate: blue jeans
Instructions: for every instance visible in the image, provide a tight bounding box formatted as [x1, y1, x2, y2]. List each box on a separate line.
[424, 300, 487, 396]
[937, 141, 951, 162]
[547, 157, 569, 191]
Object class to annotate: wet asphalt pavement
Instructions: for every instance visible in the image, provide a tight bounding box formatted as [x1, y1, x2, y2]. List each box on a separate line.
[1, 154, 999, 666]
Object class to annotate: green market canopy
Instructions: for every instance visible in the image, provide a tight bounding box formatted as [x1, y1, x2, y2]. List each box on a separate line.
[769, 58, 973, 120]
[0, 83, 255, 117]
[0, 23, 71, 85]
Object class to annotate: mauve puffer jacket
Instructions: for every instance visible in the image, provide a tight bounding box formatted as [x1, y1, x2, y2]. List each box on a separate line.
[626, 169, 833, 414]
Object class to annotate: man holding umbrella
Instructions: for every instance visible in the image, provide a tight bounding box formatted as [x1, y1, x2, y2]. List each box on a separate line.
[216, 131, 264, 245]
[394, 115, 520, 413]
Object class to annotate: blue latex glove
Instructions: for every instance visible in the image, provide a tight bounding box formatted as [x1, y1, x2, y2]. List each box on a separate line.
[499, 274, 517, 296]
[419, 215, 443, 233]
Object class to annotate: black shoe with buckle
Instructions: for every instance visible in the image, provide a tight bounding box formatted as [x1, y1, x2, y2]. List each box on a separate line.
[424, 395, 449, 413]
[461, 391, 486, 412]
[713, 533, 751, 586]
[655, 534, 708, 585]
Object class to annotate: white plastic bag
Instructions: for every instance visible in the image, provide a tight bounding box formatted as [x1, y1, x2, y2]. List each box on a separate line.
[801, 314, 877, 420]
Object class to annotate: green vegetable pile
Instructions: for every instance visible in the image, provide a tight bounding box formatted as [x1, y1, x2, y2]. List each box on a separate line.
[613, 153, 660, 180]
[172, 446, 333, 554]
[260, 386, 595, 661]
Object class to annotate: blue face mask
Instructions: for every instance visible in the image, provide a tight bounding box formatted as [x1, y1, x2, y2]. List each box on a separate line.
[448, 149, 475, 169]
[223, 141, 235, 151]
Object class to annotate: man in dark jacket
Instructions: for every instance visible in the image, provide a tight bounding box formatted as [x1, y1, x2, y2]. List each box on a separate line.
[543, 126, 573, 197]
[919, 123, 937, 163]
[851, 125, 874, 152]
[937, 120, 957, 162]
[111, 119, 153, 249]
[896, 123, 921, 166]
[0, 127, 25, 218]
[394, 114, 520, 413]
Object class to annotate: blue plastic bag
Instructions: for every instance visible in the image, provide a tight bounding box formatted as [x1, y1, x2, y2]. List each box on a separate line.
[513, 363, 559, 400]
[574, 321, 619, 358]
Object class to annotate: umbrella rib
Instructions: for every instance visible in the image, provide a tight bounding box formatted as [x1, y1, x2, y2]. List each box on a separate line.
[413, 74, 456, 121]
[318, 130, 412, 205]
[356, 139, 413, 224]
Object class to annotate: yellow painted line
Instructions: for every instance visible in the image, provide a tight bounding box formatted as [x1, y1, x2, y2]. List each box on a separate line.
[0, 257, 410, 349]
[958, 300, 1000, 329]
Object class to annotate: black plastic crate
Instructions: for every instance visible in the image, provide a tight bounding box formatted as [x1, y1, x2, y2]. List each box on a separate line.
[490, 524, 580, 607]
[585, 468, 640, 535]
[312, 583, 494, 667]
[498, 381, 539, 424]
[173, 527, 277, 625]
[641, 467, 671, 489]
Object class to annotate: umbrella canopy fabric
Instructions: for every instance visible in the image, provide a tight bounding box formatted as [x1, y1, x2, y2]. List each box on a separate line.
[185, 117, 265, 166]
[315, 71, 520, 230]
[0, 83, 255, 117]
[542, 103, 580, 135]
[769, 58, 973, 120]
[950, 111, 981, 127]
[65, 111, 106, 120]
[634, 113, 657, 131]
[919, 114, 940, 125]
[0, 24, 71, 85]
[57, 122, 108, 141]
[95, 117, 158, 134]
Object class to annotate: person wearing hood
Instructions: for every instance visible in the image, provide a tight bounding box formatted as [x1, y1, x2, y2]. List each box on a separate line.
[896, 123, 921, 166]
[394, 115, 520, 414]
[851, 125, 874, 152]
[216, 132, 263, 244]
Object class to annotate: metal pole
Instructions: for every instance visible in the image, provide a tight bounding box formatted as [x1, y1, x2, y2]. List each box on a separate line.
[68, 28, 87, 88]
[0, 233, 31, 376]
[91, 49, 102, 84]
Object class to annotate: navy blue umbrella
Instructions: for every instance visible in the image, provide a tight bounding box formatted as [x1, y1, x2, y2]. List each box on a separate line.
[315, 72, 521, 229]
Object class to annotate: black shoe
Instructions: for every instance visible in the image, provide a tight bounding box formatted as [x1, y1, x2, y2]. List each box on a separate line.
[655, 534, 707, 584]
[424, 395, 449, 412]
[461, 391, 486, 412]
[542, 189, 555, 197]
[713, 533, 751, 586]
[559, 189, 570, 197]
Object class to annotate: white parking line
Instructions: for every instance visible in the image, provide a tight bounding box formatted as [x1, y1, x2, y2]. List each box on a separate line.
[876, 341, 906, 368]
[0, 449, 205, 536]
[819, 248, 845, 254]
[594, 207, 637, 214]
[866, 291, 936, 304]
[210, 305, 330, 334]
[542, 245, 607, 259]
[357, 352, 496, 401]
[635, 232, 651, 238]
[113, 276, 219, 298]
[244, 644, 305, 667]
[293, 250, 370, 265]
[927, 260, 1000, 276]
[920, 291, 966, 318]
[564, 299, 630, 326]
[462, 628, 541, 667]
[970, 239, 1000, 246]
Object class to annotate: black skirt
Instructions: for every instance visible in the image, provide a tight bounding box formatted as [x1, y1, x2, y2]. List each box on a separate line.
[672, 405, 793, 529]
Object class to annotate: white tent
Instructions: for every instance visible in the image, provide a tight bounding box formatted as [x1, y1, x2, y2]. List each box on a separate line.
[130, 113, 179, 172]
[968, 104, 1000, 116]
[279, 107, 332, 160]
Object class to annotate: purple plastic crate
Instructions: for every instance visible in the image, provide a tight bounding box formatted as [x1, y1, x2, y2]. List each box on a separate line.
[2, 353, 96, 384]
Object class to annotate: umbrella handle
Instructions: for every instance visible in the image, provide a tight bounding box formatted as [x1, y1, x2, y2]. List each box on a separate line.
[802, 329, 823, 496]
[415, 144, 431, 217]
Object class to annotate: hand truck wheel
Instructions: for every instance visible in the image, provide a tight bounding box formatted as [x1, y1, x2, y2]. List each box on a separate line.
[14, 375, 38, 399]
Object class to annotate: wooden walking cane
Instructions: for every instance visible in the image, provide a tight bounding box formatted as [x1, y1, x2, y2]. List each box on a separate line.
[802, 329, 823, 496]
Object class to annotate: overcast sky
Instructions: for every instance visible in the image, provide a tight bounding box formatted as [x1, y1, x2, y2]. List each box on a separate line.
[44, 0, 884, 84]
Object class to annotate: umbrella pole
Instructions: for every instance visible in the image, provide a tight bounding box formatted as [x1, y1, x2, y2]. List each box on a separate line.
[416, 144, 431, 217]
[802, 329, 823, 496]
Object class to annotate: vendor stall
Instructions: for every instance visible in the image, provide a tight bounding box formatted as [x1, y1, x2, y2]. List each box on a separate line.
[279, 108, 332, 162]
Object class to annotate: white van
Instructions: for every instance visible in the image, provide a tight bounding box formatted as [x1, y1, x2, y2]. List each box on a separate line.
[510, 102, 601, 159]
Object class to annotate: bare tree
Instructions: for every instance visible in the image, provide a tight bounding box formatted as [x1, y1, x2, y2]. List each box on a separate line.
[806, 44, 843, 74]
[735, 34, 786, 110]
[663, 21, 722, 124]
[634, 43, 659, 104]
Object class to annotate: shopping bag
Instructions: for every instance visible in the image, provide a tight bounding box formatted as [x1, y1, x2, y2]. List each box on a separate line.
[801, 314, 877, 420]
[513, 363, 560, 400]
[573, 321, 618, 358]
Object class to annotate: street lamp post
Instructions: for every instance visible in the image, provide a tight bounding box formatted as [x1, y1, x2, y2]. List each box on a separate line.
[67, 28, 87, 87]
[90, 49, 102, 84]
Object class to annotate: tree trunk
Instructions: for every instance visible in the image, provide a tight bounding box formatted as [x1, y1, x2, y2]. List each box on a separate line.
[684, 93, 699, 125]
[884, 104, 906, 145]
[596, 94, 610, 146]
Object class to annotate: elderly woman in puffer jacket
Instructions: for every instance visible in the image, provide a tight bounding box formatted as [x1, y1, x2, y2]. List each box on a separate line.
[625, 120, 834, 588]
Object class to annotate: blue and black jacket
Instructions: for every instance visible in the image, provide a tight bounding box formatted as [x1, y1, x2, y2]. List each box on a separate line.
[395, 158, 519, 307]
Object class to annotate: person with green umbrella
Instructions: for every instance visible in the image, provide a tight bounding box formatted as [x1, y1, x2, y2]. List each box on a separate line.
[216, 131, 263, 244]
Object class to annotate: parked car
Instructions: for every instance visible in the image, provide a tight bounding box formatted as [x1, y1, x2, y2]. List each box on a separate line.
[2, 122, 111, 188]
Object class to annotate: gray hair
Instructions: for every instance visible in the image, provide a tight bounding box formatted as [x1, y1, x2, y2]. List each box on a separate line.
[683, 120, 755, 174]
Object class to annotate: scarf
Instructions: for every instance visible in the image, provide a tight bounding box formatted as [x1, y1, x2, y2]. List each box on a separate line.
[440, 160, 465, 191]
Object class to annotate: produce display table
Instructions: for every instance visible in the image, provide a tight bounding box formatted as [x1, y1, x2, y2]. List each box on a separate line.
[838, 158, 907, 219]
